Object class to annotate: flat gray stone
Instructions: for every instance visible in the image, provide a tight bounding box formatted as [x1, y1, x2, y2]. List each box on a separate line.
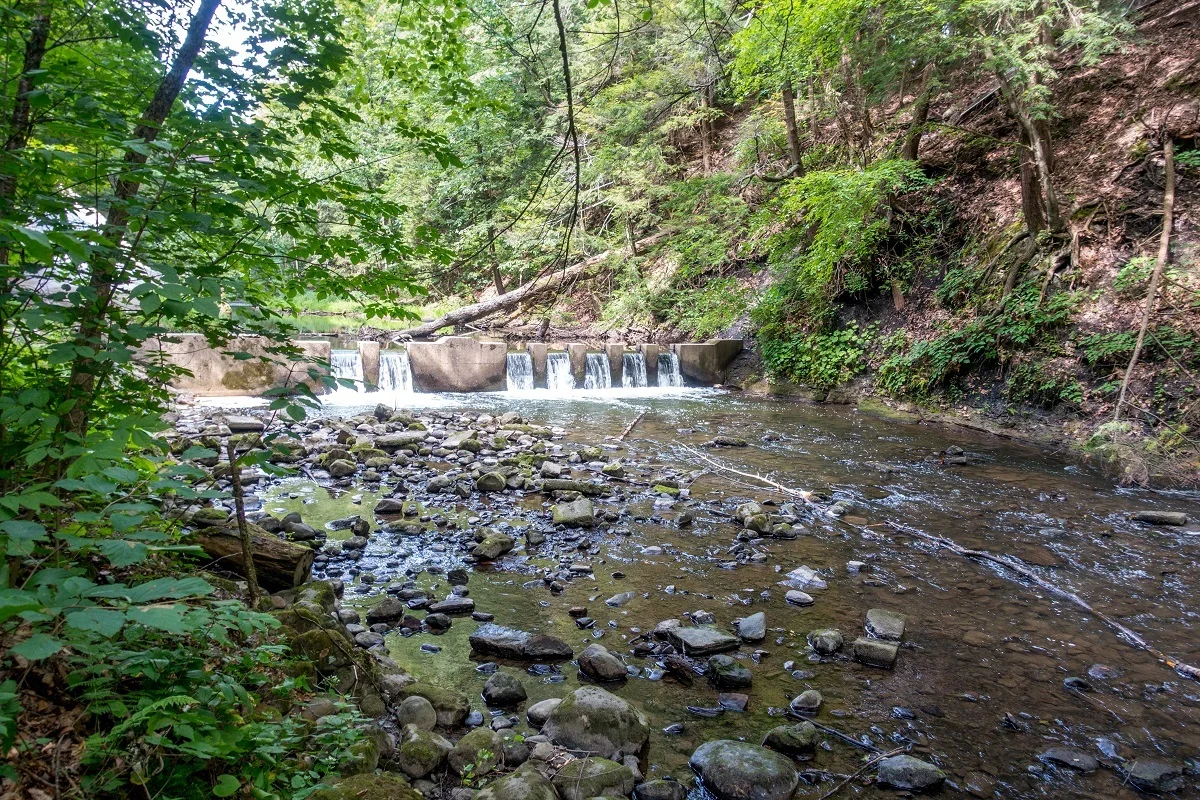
[668, 626, 740, 656]
[865, 608, 906, 641]
[1039, 747, 1099, 773]
[851, 637, 898, 668]
[877, 755, 944, 791]
[778, 565, 826, 591]
[689, 740, 798, 800]
[736, 612, 766, 642]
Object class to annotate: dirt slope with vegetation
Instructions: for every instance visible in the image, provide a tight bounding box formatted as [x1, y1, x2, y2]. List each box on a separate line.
[418, 3, 1199, 487]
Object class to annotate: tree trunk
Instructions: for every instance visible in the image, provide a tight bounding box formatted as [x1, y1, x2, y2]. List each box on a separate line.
[63, 0, 222, 435]
[1116, 139, 1175, 422]
[901, 64, 936, 162]
[226, 441, 260, 603]
[488, 226, 505, 295]
[391, 232, 668, 340]
[781, 78, 804, 174]
[191, 524, 315, 592]
[1017, 128, 1046, 235]
[699, 85, 713, 174]
[0, 2, 53, 264]
[890, 278, 906, 310]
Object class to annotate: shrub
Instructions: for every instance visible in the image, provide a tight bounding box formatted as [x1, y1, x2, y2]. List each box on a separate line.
[760, 322, 872, 389]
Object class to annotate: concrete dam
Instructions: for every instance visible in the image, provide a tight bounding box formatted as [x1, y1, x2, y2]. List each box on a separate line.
[149, 335, 744, 397]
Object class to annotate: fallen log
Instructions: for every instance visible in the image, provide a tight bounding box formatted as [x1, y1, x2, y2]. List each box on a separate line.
[391, 232, 668, 340]
[190, 524, 314, 591]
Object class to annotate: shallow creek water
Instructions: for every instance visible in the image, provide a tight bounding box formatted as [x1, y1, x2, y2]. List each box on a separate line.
[245, 391, 1200, 799]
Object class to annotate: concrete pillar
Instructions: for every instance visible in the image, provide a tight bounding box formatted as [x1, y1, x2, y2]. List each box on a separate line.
[528, 342, 549, 389]
[407, 337, 507, 392]
[606, 343, 625, 387]
[677, 339, 744, 384]
[357, 340, 380, 391]
[640, 343, 659, 386]
[566, 343, 588, 385]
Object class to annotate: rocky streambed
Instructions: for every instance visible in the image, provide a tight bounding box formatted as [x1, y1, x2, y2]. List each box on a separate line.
[169, 393, 1200, 799]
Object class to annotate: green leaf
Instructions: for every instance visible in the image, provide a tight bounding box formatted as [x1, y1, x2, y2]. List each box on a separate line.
[65, 607, 126, 637]
[127, 605, 188, 634]
[97, 539, 149, 567]
[213, 774, 241, 797]
[11, 633, 63, 661]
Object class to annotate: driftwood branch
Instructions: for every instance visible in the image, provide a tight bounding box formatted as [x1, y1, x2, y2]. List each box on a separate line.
[1116, 139, 1175, 421]
[679, 444, 814, 502]
[616, 410, 646, 442]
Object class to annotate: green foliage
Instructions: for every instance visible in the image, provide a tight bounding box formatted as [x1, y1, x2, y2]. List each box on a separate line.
[760, 322, 873, 389]
[878, 286, 1078, 397]
[1004, 361, 1084, 409]
[651, 278, 752, 339]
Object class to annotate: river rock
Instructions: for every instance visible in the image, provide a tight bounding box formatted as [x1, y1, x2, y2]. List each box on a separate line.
[876, 755, 944, 791]
[707, 654, 752, 689]
[762, 721, 818, 755]
[551, 757, 635, 800]
[483, 672, 527, 707]
[477, 471, 507, 492]
[807, 629, 843, 656]
[735, 612, 766, 642]
[1038, 747, 1099, 772]
[551, 498, 596, 527]
[788, 689, 821, 715]
[635, 779, 688, 800]
[223, 414, 264, 432]
[865, 608, 906, 641]
[429, 596, 476, 614]
[779, 566, 827, 591]
[1123, 760, 1184, 793]
[689, 740, 798, 800]
[377, 431, 427, 450]
[400, 684, 472, 727]
[310, 773, 421, 800]
[542, 686, 650, 758]
[785, 590, 814, 606]
[668, 626, 739, 656]
[526, 698, 561, 727]
[395, 696, 438, 731]
[579, 643, 628, 682]
[473, 533, 515, 560]
[367, 596, 407, 624]
[476, 763, 559, 800]
[851, 637, 898, 668]
[1130, 510, 1188, 526]
[449, 727, 501, 776]
[327, 459, 357, 478]
[374, 498, 406, 514]
[397, 724, 453, 779]
[469, 624, 573, 660]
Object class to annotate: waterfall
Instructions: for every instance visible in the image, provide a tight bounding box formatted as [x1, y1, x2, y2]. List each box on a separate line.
[506, 352, 534, 391]
[622, 352, 648, 388]
[658, 352, 683, 387]
[583, 353, 611, 389]
[378, 350, 413, 393]
[546, 352, 575, 391]
[331, 349, 365, 392]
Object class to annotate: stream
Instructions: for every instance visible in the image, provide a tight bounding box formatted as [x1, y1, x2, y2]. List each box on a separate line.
[200, 390, 1200, 798]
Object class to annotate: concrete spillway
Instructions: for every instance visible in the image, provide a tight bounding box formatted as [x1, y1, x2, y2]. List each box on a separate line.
[153, 334, 743, 396]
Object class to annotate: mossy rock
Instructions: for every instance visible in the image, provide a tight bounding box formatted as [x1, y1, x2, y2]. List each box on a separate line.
[551, 757, 635, 800]
[292, 628, 356, 675]
[399, 683, 471, 727]
[477, 763, 558, 800]
[271, 602, 335, 636]
[190, 506, 232, 525]
[448, 726, 501, 776]
[353, 447, 389, 461]
[856, 397, 921, 424]
[309, 772, 421, 800]
[396, 724, 453, 779]
[341, 724, 390, 775]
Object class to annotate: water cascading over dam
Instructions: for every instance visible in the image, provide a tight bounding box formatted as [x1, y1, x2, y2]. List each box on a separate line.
[331, 349, 365, 392]
[506, 352, 535, 391]
[546, 352, 575, 391]
[622, 352, 648, 388]
[378, 350, 413, 393]
[583, 353, 611, 389]
[658, 351, 683, 387]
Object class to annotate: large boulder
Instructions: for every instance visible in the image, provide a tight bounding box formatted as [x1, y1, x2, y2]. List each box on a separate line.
[551, 498, 596, 527]
[551, 757, 635, 800]
[449, 727, 502, 776]
[394, 695, 438, 731]
[476, 763, 559, 800]
[483, 672, 528, 707]
[310, 772, 422, 800]
[469, 624, 573, 660]
[578, 643, 628, 682]
[526, 698, 561, 727]
[876, 755, 945, 791]
[689, 741, 798, 800]
[399, 683, 471, 727]
[543, 686, 649, 759]
[396, 724, 453, 779]
[473, 533, 516, 560]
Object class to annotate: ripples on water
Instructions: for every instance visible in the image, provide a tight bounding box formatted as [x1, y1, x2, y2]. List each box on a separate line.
[208, 389, 1200, 798]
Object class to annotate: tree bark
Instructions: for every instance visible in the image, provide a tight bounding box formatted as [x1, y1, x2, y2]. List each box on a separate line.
[391, 232, 668, 340]
[998, 72, 1063, 235]
[191, 524, 315, 592]
[488, 226, 505, 295]
[1115, 139, 1175, 422]
[226, 441, 261, 603]
[1017, 128, 1046, 235]
[0, 2, 53, 265]
[63, 0, 222, 435]
[900, 64, 936, 162]
[781, 78, 804, 174]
